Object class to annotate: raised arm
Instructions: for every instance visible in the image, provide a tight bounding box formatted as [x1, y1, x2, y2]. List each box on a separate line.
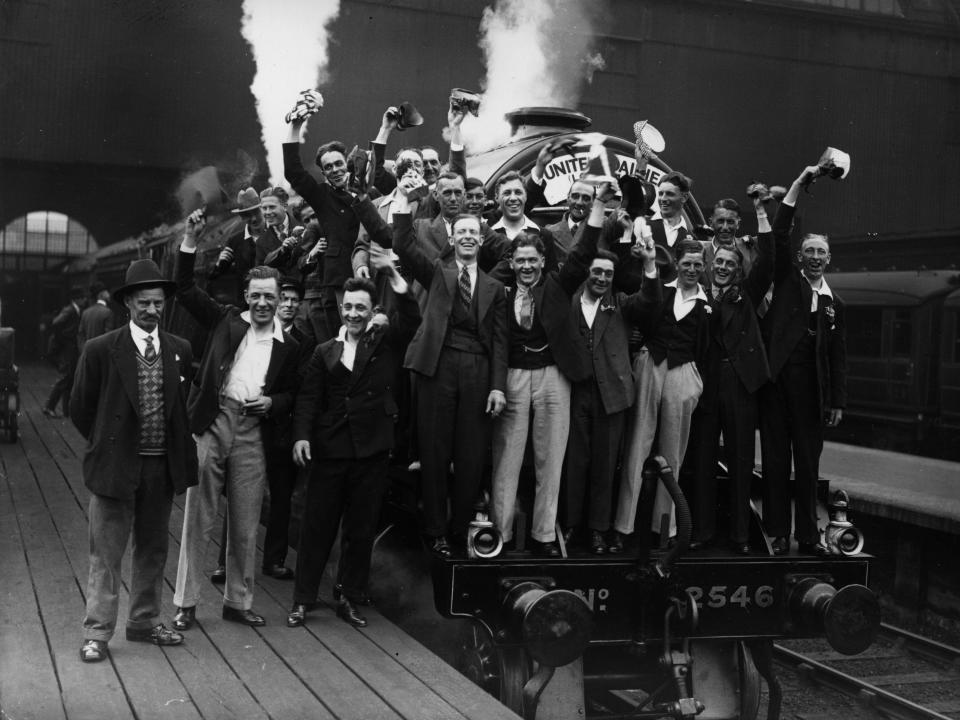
[175, 210, 229, 329]
[372, 106, 399, 195]
[391, 175, 437, 289]
[743, 195, 774, 306]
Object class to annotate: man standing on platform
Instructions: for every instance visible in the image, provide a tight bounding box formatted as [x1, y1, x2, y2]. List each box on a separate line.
[71, 260, 196, 663]
[760, 164, 847, 556]
[171, 210, 300, 630]
[43, 286, 87, 418]
[77, 281, 114, 349]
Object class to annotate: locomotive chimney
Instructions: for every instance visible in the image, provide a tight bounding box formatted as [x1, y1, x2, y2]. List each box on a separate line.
[505, 106, 592, 140]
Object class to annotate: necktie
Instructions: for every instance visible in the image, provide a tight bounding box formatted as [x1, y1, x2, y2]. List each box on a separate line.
[519, 289, 534, 330]
[144, 335, 156, 362]
[458, 266, 472, 309]
[571, 222, 579, 237]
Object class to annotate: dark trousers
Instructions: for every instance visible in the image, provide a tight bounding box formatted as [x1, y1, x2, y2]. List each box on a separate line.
[417, 348, 491, 538]
[563, 379, 624, 532]
[758, 363, 823, 543]
[83, 456, 173, 641]
[262, 446, 297, 569]
[293, 452, 390, 604]
[46, 355, 77, 415]
[692, 362, 757, 544]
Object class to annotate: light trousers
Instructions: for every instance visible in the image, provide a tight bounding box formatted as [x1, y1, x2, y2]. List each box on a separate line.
[616, 349, 702, 536]
[491, 365, 571, 543]
[174, 400, 265, 611]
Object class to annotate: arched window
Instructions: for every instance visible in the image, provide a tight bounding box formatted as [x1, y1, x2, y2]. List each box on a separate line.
[0, 211, 99, 270]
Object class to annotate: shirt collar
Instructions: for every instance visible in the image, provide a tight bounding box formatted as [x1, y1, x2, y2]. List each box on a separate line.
[805, 274, 833, 298]
[239, 311, 285, 342]
[665, 279, 708, 303]
[456, 259, 477, 273]
[128, 321, 156, 343]
[491, 215, 539, 231]
[97, 299, 108, 307]
[336, 325, 359, 345]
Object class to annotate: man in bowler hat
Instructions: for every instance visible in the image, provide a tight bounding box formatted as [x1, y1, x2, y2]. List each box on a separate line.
[77, 280, 115, 349]
[71, 260, 198, 663]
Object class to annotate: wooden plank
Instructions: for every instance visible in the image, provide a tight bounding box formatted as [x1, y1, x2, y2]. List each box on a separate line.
[1, 435, 134, 720]
[0, 456, 67, 720]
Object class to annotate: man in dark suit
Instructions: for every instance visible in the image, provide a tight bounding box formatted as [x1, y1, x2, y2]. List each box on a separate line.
[206, 188, 266, 305]
[287, 251, 420, 629]
[562, 206, 662, 555]
[43, 287, 86, 417]
[386, 175, 508, 556]
[77, 281, 114, 349]
[699, 198, 764, 286]
[71, 260, 197, 663]
[171, 210, 301, 629]
[254, 186, 299, 274]
[760, 165, 847, 556]
[689, 202, 774, 554]
[543, 179, 595, 265]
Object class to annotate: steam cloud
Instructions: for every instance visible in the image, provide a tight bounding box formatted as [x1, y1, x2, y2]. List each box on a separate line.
[461, 0, 607, 153]
[241, 0, 341, 185]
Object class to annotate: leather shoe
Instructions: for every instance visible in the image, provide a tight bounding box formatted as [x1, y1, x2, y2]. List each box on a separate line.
[337, 598, 368, 628]
[126, 623, 184, 646]
[42, 407, 61, 418]
[263, 564, 295, 580]
[287, 602, 321, 628]
[590, 530, 606, 555]
[606, 531, 624, 554]
[172, 606, 196, 631]
[771, 536, 789, 556]
[80, 639, 108, 663]
[333, 584, 371, 606]
[532, 540, 560, 557]
[428, 536, 451, 558]
[210, 566, 226, 584]
[222, 606, 265, 627]
[731, 542, 752, 556]
[798, 542, 830, 557]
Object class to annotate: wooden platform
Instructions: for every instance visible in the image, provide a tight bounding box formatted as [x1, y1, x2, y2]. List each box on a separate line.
[0, 364, 520, 720]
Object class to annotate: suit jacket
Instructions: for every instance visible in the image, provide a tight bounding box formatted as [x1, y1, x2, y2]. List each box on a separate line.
[77, 302, 114, 349]
[70, 327, 198, 499]
[697, 229, 774, 411]
[284, 143, 391, 289]
[600, 216, 689, 293]
[544, 214, 577, 264]
[390, 212, 508, 392]
[371, 141, 467, 219]
[256, 212, 299, 272]
[761, 202, 847, 412]
[48, 303, 81, 364]
[175, 249, 302, 443]
[293, 290, 420, 459]
[637, 284, 711, 374]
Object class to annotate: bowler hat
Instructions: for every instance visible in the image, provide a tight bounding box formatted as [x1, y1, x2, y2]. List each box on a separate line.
[112, 259, 177, 304]
[231, 187, 262, 215]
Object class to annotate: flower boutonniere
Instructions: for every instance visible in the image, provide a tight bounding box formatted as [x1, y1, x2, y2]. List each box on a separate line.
[599, 301, 617, 313]
[704, 303, 713, 315]
[824, 304, 836, 329]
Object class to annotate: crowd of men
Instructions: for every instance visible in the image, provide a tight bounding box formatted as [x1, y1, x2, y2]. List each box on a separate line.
[60, 97, 846, 663]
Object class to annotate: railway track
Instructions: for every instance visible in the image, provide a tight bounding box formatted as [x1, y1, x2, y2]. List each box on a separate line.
[773, 623, 960, 720]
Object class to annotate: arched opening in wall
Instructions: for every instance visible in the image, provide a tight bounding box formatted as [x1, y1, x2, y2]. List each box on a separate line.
[0, 211, 100, 359]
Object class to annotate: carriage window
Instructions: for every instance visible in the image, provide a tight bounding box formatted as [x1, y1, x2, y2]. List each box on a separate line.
[844, 307, 882, 357]
[891, 309, 912, 358]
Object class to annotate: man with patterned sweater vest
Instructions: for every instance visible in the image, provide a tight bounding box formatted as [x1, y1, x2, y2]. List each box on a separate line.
[71, 260, 197, 663]
[616, 237, 710, 544]
[760, 164, 847, 557]
[386, 173, 508, 557]
[563, 197, 663, 556]
[171, 209, 301, 630]
[287, 251, 420, 629]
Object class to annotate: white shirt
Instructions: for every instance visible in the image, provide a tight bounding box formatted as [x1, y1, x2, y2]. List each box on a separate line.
[804, 275, 833, 312]
[665, 279, 708, 320]
[455, 260, 477, 295]
[663, 215, 690, 248]
[222, 313, 284, 402]
[491, 215, 540, 241]
[129, 321, 161, 357]
[580, 293, 601, 329]
[96, 299, 108, 308]
[335, 326, 359, 371]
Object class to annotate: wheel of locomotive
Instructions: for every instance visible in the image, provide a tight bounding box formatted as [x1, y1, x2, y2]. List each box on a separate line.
[456, 620, 530, 714]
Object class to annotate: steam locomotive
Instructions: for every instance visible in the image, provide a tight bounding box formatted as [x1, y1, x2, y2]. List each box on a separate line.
[66, 107, 881, 720]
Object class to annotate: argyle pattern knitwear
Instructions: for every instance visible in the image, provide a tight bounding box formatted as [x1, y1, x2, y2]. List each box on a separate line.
[136, 345, 166, 455]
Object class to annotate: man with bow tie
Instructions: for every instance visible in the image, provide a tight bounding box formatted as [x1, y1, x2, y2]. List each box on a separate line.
[71, 260, 197, 663]
[287, 249, 420, 629]
[687, 199, 774, 554]
[759, 165, 847, 556]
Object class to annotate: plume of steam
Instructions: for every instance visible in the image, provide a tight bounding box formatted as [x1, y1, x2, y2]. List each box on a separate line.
[241, 0, 340, 185]
[460, 0, 607, 153]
